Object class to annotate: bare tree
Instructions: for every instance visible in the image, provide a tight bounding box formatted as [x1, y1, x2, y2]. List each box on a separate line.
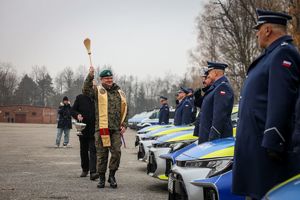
[0, 62, 18, 105]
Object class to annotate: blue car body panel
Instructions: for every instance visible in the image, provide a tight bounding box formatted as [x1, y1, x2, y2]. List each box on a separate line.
[176, 137, 235, 161]
[191, 171, 244, 200]
[160, 142, 198, 163]
[263, 174, 300, 200]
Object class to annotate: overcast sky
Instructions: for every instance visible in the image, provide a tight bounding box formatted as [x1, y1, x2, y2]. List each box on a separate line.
[0, 0, 205, 79]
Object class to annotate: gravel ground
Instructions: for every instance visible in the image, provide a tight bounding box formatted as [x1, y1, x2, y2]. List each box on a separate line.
[0, 123, 168, 200]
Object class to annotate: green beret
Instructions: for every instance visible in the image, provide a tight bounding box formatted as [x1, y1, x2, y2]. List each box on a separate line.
[99, 69, 113, 77]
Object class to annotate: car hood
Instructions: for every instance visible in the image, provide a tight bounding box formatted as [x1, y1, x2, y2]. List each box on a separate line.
[176, 137, 235, 161]
[137, 124, 172, 134]
[263, 174, 300, 200]
[144, 125, 194, 138]
[154, 130, 196, 144]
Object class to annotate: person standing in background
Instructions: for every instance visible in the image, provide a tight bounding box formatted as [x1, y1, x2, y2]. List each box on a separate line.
[55, 96, 72, 148]
[158, 96, 169, 125]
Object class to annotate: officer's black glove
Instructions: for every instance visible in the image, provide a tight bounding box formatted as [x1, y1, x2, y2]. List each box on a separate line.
[194, 88, 202, 99]
[267, 149, 284, 162]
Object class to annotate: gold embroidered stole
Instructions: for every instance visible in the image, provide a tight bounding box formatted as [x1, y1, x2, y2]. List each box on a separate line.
[97, 85, 127, 147]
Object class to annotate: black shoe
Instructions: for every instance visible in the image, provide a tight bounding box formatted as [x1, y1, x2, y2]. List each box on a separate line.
[108, 175, 117, 188]
[97, 174, 105, 188]
[90, 173, 99, 181]
[80, 171, 88, 177]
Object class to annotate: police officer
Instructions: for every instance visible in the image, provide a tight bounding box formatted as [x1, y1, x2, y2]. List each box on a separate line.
[187, 88, 197, 123]
[158, 96, 170, 125]
[198, 62, 234, 144]
[193, 70, 213, 137]
[83, 67, 128, 189]
[173, 87, 193, 126]
[232, 9, 300, 200]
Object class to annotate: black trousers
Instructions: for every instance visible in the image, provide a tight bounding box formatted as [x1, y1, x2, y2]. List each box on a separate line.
[79, 136, 97, 174]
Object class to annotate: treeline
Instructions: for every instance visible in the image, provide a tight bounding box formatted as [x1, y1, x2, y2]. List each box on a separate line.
[189, 0, 300, 98]
[0, 62, 201, 117]
[1, 0, 299, 116]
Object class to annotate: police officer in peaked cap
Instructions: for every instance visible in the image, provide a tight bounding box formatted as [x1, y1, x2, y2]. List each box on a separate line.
[198, 61, 234, 144]
[193, 69, 214, 137]
[232, 9, 300, 200]
[173, 87, 193, 126]
[158, 96, 170, 125]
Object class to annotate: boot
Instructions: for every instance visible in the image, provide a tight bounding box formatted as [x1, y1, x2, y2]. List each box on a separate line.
[108, 170, 117, 189]
[97, 173, 105, 188]
[80, 171, 88, 177]
[90, 172, 100, 181]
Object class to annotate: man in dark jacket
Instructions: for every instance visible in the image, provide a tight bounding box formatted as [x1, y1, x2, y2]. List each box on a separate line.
[198, 62, 234, 144]
[173, 87, 193, 126]
[71, 93, 99, 180]
[232, 9, 300, 200]
[158, 96, 169, 125]
[55, 96, 72, 147]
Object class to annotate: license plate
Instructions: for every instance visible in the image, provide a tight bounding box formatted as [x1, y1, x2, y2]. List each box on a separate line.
[168, 175, 174, 193]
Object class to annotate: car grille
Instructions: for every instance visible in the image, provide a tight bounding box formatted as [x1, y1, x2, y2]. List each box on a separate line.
[135, 136, 140, 147]
[169, 172, 188, 200]
[137, 143, 145, 160]
[147, 151, 157, 174]
[203, 187, 219, 200]
[165, 158, 173, 177]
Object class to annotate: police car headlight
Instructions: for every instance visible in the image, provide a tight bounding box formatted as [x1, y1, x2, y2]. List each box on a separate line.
[142, 136, 158, 141]
[169, 142, 185, 152]
[153, 141, 174, 148]
[185, 158, 233, 177]
[169, 140, 196, 152]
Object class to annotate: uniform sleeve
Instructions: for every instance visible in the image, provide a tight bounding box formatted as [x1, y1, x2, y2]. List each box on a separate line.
[182, 101, 193, 125]
[262, 48, 300, 152]
[292, 96, 300, 152]
[158, 108, 163, 124]
[71, 96, 80, 120]
[209, 84, 234, 141]
[161, 106, 169, 124]
[194, 88, 203, 108]
[82, 74, 96, 98]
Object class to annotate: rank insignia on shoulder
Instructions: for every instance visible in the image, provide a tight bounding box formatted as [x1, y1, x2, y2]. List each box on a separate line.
[281, 42, 288, 46]
[220, 91, 226, 95]
[282, 60, 292, 68]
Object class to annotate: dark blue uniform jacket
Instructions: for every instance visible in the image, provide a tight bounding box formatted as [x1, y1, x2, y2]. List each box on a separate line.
[198, 76, 234, 144]
[158, 104, 169, 125]
[232, 35, 300, 199]
[174, 97, 193, 126]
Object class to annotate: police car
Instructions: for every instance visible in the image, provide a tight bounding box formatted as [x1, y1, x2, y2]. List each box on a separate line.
[136, 109, 175, 130]
[147, 130, 198, 180]
[137, 125, 194, 161]
[168, 138, 235, 200]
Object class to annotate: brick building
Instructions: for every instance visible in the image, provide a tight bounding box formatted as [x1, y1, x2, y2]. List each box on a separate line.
[0, 105, 57, 124]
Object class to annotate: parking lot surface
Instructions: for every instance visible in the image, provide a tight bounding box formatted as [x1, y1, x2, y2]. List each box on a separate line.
[0, 123, 167, 200]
